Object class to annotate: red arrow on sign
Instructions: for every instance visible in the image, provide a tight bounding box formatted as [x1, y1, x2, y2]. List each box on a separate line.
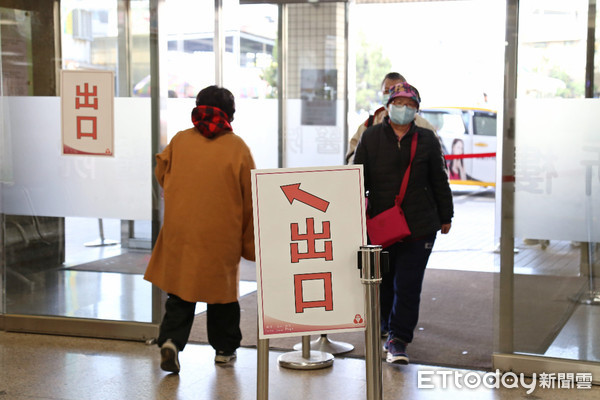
[281, 183, 330, 212]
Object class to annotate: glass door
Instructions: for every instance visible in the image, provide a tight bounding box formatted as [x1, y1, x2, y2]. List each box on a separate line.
[1, 0, 347, 339]
[236, 0, 348, 169]
[223, 0, 279, 169]
[281, 1, 348, 168]
[1, 0, 157, 339]
[496, 0, 600, 377]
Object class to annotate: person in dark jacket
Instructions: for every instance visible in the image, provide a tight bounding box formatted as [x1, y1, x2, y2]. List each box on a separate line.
[353, 82, 453, 365]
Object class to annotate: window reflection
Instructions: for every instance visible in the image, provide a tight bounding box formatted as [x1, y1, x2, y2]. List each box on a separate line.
[61, 1, 118, 72]
[518, 0, 588, 99]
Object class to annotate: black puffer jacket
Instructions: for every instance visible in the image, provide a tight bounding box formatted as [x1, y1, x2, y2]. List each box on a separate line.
[353, 118, 453, 239]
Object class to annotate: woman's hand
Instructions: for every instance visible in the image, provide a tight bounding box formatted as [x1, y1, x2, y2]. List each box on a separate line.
[441, 223, 452, 234]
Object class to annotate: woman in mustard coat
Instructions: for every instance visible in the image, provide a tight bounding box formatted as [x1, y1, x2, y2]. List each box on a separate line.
[144, 85, 255, 372]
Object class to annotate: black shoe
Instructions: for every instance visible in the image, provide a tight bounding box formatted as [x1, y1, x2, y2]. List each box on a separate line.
[160, 339, 180, 373]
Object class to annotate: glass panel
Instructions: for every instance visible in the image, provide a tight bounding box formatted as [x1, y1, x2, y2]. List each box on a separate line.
[224, 1, 278, 169]
[1, 0, 153, 324]
[420, 111, 466, 136]
[285, 2, 347, 167]
[163, 0, 215, 149]
[473, 113, 497, 137]
[597, 1, 600, 98]
[162, 0, 214, 99]
[161, 1, 279, 174]
[130, 0, 151, 98]
[351, 0, 504, 187]
[512, 0, 599, 363]
[352, 1, 505, 117]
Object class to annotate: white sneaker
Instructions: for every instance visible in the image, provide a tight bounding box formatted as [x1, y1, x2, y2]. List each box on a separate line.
[214, 350, 237, 363]
[385, 338, 409, 365]
[160, 339, 180, 373]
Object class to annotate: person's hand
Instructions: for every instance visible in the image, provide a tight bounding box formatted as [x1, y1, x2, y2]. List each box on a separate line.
[440, 223, 451, 234]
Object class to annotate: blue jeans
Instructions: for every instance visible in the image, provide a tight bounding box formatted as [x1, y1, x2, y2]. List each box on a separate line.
[380, 233, 436, 344]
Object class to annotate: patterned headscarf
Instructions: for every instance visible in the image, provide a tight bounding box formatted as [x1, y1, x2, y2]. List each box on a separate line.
[191, 106, 233, 138]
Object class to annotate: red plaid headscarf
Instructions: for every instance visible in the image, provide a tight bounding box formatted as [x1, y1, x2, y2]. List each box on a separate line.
[191, 106, 233, 138]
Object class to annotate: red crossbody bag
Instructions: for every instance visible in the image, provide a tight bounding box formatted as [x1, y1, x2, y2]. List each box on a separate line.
[366, 132, 418, 248]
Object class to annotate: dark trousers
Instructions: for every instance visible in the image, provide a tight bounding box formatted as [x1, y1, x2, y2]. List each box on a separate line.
[157, 293, 242, 353]
[380, 233, 436, 344]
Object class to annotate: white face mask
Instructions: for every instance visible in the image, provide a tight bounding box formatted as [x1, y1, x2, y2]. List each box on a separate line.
[388, 104, 417, 125]
[381, 93, 390, 105]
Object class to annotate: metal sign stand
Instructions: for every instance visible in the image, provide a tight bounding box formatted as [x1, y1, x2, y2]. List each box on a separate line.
[292, 334, 354, 355]
[257, 338, 269, 400]
[278, 335, 334, 370]
[256, 245, 386, 399]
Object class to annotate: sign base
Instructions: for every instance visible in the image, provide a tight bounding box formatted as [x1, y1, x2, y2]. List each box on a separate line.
[277, 350, 334, 370]
[293, 334, 354, 355]
[84, 239, 119, 247]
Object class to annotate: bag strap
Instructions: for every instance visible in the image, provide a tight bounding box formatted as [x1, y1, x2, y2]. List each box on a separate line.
[366, 114, 375, 128]
[395, 132, 418, 206]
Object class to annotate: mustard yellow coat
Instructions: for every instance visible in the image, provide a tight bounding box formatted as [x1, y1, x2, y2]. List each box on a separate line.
[144, 127, 256, 304]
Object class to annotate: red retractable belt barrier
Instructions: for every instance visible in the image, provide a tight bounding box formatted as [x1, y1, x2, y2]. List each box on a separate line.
[444, 152, 496, 160]
[444, 152, 497, 187]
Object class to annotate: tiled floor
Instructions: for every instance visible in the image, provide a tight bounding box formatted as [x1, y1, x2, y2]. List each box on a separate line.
[1, 331, 599, 400]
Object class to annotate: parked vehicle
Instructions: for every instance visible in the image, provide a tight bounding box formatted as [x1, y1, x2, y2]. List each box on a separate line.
[419, 107, 497, 185]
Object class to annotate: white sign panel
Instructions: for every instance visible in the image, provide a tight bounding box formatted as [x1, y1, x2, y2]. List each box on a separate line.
[61, 70, 114, 156]
[252, 165, 367, 339]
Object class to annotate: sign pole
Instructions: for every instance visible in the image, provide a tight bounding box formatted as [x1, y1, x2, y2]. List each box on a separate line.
[358, 245, 386, 400]
[257, 338, 269, 400]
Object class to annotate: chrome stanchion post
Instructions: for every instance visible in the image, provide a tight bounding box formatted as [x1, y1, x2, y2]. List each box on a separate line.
[84, 218, 119, 247]
[358, 245, 387, 400]
[574, 162, 600, 305]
